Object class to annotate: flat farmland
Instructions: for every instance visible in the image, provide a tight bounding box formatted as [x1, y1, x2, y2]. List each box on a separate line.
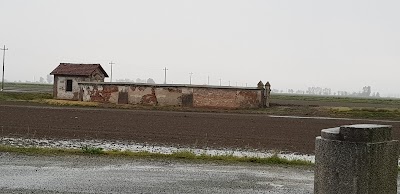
[1, 103, 400, 154]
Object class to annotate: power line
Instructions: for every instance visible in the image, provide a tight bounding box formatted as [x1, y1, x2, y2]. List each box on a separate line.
[1, 45, 8, 92]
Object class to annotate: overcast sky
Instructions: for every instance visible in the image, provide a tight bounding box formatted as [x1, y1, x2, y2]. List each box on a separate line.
[0, 0, 399, 96]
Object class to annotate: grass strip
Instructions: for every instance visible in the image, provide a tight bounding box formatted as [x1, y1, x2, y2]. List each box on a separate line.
[0, 92, 52, 101]
[0, 145, 312, 166]
[41, 99, 99, 107]
[328, 107, 400, 120]
[272, 94, 400, 106]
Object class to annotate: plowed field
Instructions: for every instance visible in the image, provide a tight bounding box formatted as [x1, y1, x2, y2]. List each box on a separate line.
[1, 104, 399, 154]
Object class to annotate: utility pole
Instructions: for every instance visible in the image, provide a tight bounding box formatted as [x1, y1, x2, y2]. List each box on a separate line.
[189, 72, 193, 85]
[228, 81, 230, 86]
[219, 78, 222, 86]
[163, 67, 168, 84]
[207, 76, 210, 85]
[109, 61, 115, 82]
[1, 45, 8, 92]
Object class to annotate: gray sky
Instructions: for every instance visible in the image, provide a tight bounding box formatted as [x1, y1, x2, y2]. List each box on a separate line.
[1, 0, 399, 96]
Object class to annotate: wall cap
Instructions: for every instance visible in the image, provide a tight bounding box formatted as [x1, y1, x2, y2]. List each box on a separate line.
[77, 82, 262, 90]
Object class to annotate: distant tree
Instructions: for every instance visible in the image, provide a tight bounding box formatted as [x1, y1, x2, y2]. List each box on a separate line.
[147, 78, 155, 84]
[361, 86, 371, 97]
[46, 75, 53, 84]
[116, 78, 133, 82]
[376, 92, 380, 98]
[39, 77, 45, 83]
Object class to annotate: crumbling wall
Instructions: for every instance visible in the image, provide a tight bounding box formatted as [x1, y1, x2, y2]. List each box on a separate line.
[90, 68, 106, 82]
[55, 76, 90, 100]
[79, 83, 263, 109]
[193, 88, 261, 109]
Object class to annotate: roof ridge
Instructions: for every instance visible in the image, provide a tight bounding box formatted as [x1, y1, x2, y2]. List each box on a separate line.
[50, 63, 108, 77]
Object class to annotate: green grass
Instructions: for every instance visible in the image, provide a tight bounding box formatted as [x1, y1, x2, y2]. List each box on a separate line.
[329, 107, 400, 120]
[0, 145, 312, 166]
[0, 92, 52, 101]
[272, 93, 400, 106]
[81, 145, 104, 154]
[4, 82, 53, 91]
[42, 99, 99, 107]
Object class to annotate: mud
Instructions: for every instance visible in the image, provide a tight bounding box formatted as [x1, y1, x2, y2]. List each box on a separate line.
[1, 104, 399, 154]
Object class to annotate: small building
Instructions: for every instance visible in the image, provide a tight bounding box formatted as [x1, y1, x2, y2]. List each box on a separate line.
[50, 63, 108, 100]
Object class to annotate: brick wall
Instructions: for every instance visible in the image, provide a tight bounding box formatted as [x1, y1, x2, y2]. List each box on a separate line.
[79, 83, 265, 109]
[193, 88, 261, 108]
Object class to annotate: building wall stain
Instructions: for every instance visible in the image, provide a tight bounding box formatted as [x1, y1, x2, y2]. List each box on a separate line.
[55, 76, 91, 100]
[79, 83, 268, 109]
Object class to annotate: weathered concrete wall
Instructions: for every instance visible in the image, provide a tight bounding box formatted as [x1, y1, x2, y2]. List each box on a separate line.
[315, 124, 399, 194]
[90, 68, 106, 82]
[55, 76, 91, 100]
[79, 83, 263, 109]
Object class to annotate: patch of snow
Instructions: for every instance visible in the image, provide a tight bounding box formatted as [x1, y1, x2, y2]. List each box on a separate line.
[0, 137, 316, 162]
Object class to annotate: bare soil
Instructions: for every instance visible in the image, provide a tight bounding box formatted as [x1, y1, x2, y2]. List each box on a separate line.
[1, 102, 399, 154]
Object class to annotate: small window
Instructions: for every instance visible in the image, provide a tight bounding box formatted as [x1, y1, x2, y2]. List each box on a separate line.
[66, 80, 73, 91]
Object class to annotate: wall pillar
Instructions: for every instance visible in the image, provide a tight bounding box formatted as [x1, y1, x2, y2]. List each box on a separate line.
[257, 81, 265, 108]
[53, 75, 58, 99]
[265, 82, 271, 108]
[315, 124, 399, 194]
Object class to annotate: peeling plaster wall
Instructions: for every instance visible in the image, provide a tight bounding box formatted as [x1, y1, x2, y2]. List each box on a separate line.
[90, 68, 106, 82]
[53, 70, 106, 101]
[79, 83, 263, 109]
[55, 76, 90, 100]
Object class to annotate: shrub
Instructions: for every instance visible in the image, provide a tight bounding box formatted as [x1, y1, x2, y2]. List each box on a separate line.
[81, 145, 104, 154]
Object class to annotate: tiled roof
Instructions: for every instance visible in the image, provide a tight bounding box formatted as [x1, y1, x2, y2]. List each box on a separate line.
[50, 63, 109, 77]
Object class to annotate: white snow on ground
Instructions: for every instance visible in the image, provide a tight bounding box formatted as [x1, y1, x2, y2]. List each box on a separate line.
[0, 137, 315, 163]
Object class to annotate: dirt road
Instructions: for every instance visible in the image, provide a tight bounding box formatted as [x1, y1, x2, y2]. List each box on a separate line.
[0, 152, 314, 194]
[1, 104, 400, 154]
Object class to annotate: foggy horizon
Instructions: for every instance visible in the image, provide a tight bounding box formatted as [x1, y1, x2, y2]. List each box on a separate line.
[1, 1, 399, 97]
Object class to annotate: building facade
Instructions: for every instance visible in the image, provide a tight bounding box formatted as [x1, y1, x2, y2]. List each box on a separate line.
[50, 63, 108, 100]
[50, 63, 270, 108]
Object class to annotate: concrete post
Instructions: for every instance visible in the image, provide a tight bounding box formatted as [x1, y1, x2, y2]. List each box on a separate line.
[315, 124, 399, 194]
[257, 81, 265, 108]
[265, 82, 271, 108]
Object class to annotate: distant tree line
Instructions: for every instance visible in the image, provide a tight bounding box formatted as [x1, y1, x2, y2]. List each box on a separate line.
[115, 78, 156, 84]
[272, 86, 380, 98]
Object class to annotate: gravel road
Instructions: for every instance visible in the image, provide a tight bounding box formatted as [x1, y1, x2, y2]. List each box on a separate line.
[0, 152, 314, 194]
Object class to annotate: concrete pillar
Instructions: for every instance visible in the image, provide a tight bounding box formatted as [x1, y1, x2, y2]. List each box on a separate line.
[315, 124, 399, 194]
[265, 82, 271, 108]
[257, 81, 265, 108]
